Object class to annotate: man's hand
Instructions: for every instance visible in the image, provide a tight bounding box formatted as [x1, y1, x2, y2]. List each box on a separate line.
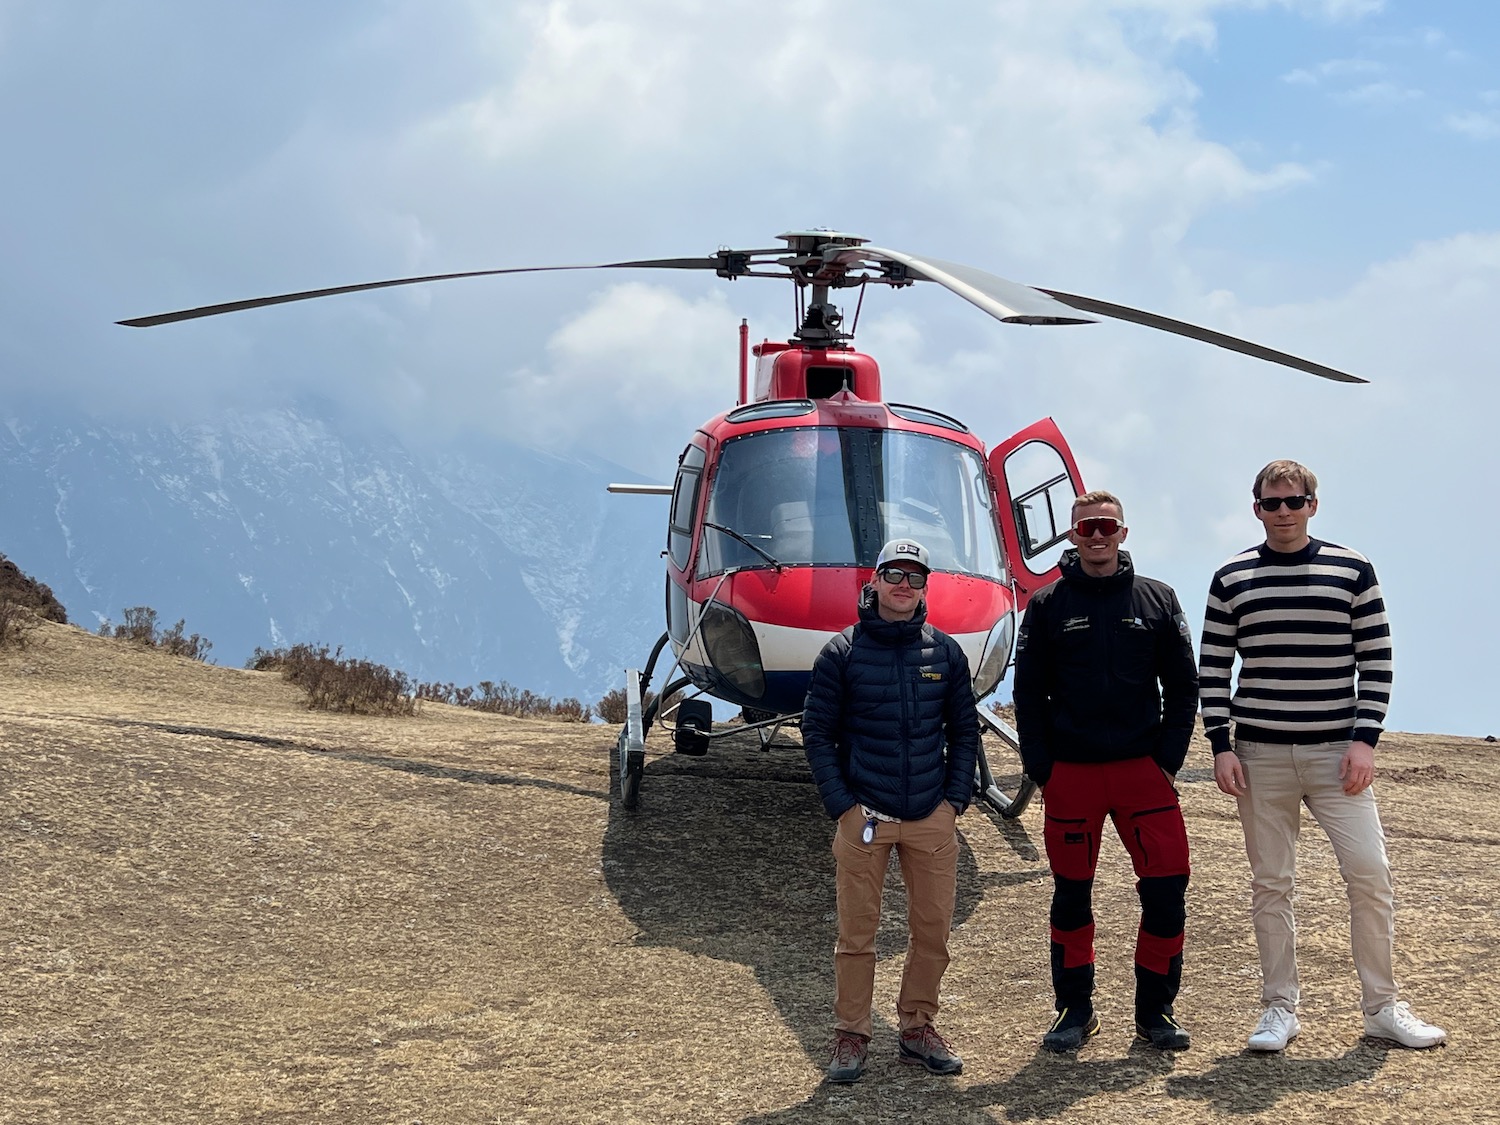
[1214, 752, 1247, 797]
[1340, 740, 1376, 795]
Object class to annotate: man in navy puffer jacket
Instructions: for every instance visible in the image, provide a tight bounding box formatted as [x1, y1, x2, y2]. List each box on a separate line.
[803, 538, 979, 1085]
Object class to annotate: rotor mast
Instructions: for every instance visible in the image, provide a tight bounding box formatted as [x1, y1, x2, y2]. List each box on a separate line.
[778, 230, 870, 348]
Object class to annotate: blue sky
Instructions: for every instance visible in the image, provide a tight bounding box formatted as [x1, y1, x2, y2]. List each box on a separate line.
[2, 1, 1497, 737]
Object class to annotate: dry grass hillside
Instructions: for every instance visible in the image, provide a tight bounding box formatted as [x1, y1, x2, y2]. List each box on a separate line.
[2, 619, 1496, 1124]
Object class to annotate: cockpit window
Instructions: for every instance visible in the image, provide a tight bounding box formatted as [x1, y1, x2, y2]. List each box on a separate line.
[698, 426, 1006, 581]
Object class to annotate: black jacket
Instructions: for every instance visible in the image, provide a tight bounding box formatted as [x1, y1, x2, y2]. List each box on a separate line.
[802, 587, 980, 821]
[1012, 549, 1198, 786]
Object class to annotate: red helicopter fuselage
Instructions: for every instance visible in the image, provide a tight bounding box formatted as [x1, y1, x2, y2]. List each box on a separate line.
[662, 342, 1082, 715]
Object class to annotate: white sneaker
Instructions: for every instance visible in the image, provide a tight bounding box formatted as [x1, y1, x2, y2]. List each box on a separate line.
[1247, 1006, 1300, 1052]
[1363, 1001, 1447, 1048]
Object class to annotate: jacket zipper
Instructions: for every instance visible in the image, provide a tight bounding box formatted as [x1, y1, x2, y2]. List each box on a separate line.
[898, 642, 912, 803]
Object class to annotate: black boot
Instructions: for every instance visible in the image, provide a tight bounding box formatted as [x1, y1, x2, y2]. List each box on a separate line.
[1135, 961, 1190, 1050]
[1045, 951, 1099, 1052]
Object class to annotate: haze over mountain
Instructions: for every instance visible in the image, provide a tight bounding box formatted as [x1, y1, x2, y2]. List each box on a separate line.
[0, 401, 668, 702]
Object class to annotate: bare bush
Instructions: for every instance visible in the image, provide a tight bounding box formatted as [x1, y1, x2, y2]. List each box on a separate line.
[248, 647, 595, 723]
[249, 644, 418, 716]
[98, 606, 213, 663]
[598, 685, 675, 726]
[415, 678, 593, 722]
[0, 601, 33, 650]
[597, 687, 628, 725]
[465, 680, 592, 723]
[0, 554, 66, 623]
[415, 681, 476, 707]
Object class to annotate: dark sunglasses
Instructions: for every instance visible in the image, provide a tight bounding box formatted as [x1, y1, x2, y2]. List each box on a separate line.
[1256, 494, 1314, 512]
[876, 566, 928, 589]
[1071, 516, 1122, 538]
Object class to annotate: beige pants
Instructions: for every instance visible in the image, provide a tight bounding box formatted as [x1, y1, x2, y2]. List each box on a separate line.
[1234, 738, 1397, 1015]
[831, 802, 959, 1038]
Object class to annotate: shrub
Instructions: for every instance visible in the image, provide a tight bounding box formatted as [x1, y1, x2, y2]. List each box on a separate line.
[249, 643, 417, 716]
[250, 647, 595, 723]
[0, 554, 66, 623]
[596, 687, 627, 725]
[596, 685, 673, 726]
[0, 601, 32, 650]
[464, 680, 592, 723]
[414, 678, 593, 722]
[98, 606, 213, 662]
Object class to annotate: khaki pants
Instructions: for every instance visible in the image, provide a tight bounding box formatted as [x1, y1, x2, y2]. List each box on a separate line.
[1234, 738, 1397, 1015]
[831, 803, 959, 1038]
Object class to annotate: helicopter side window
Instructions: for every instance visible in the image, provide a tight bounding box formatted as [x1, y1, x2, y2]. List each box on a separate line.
[668, 444, 707, 571]
[1003, 439, 1076, 574]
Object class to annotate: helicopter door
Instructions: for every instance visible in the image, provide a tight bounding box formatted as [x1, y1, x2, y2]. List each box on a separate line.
[988, 417, 1085, 611]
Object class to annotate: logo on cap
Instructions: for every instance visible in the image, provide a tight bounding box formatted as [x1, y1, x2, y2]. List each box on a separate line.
[876, 538, 930, 571]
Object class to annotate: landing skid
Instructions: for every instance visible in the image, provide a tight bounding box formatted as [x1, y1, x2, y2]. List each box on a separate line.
[974, 708, 1038, 819]
[614, 636, 1036, 822]
[616, 668, 646, 809]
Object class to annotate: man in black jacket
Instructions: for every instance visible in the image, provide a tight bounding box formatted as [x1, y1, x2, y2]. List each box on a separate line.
[802, 538, 979, 1085]
[1013, 490, 1198, 1053]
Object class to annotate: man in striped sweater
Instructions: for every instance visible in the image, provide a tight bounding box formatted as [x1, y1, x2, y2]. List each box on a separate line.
[1200, 459, 1445, 1052]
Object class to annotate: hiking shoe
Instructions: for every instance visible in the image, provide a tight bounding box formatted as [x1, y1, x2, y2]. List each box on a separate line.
[1247, 1006, 1300, 1052]
[898, 1025, 963, 1075]
[1135, 1012, 1191, 1051]
[826, 1031, 869, 1083]
[1363, 1002, 1447, 1049]
[1042, 1006, 1101, 1053]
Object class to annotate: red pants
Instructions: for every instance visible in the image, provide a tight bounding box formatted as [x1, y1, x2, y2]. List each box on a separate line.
[1042, 757, 1190, 1011]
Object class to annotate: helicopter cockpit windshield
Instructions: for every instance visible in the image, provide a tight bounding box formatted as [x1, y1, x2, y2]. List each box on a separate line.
[699, 426, 1007, 581]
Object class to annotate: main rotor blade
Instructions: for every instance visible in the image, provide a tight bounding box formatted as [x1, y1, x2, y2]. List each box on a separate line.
[117, 257, 723, 327]
[856, 244, 1363, 384]
[854, 246, 1097, 325]
[1037, 288, 1366, 384]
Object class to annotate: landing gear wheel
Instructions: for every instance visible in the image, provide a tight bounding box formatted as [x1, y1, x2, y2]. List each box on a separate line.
[673, 699, 713, 756]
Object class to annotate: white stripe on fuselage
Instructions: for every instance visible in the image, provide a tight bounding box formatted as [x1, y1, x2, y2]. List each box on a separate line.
[676, 604, 987, 673]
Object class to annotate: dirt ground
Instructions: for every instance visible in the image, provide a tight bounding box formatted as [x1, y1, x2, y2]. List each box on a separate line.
[1, 619, 1495, 1124]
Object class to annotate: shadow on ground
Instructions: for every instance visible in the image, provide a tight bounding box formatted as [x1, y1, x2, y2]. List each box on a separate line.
[1164, 1042, 1391, 1114]
[602, 732, 1053, 1117]
[600, 731, 1398, 1123]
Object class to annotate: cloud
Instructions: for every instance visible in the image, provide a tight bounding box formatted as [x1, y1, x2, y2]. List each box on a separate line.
[480, 282, 743, 473]
[20, 0, 1349, 458]
[1444, 111, 1500, 140]
[1282, 57, 1384, 85]
[1334, 81, 1423, 105]
[21, 0, 1500, 733]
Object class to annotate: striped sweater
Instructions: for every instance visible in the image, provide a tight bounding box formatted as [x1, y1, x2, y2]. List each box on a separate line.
[1199, 538, 1392, 755]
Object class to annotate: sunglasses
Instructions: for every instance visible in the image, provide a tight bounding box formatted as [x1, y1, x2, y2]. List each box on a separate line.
[1256, 494, 1314, 512]
[876, 566, 928, 589]
[1071, 516, 1123, 538]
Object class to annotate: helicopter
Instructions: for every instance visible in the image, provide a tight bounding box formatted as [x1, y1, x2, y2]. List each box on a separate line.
[120, 229, 1362, 820]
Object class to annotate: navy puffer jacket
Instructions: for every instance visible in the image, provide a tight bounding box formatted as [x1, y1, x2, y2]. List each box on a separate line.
[802, 586, 980, 821]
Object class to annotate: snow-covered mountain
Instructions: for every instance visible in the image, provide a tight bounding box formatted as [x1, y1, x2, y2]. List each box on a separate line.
[0, 403, 670, 703]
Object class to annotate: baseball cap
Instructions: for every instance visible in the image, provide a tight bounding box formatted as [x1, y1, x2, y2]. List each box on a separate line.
[875, 538, 930, 572]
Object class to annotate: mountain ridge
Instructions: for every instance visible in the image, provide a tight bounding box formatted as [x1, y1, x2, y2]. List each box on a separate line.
[0, 402, 669, 701]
